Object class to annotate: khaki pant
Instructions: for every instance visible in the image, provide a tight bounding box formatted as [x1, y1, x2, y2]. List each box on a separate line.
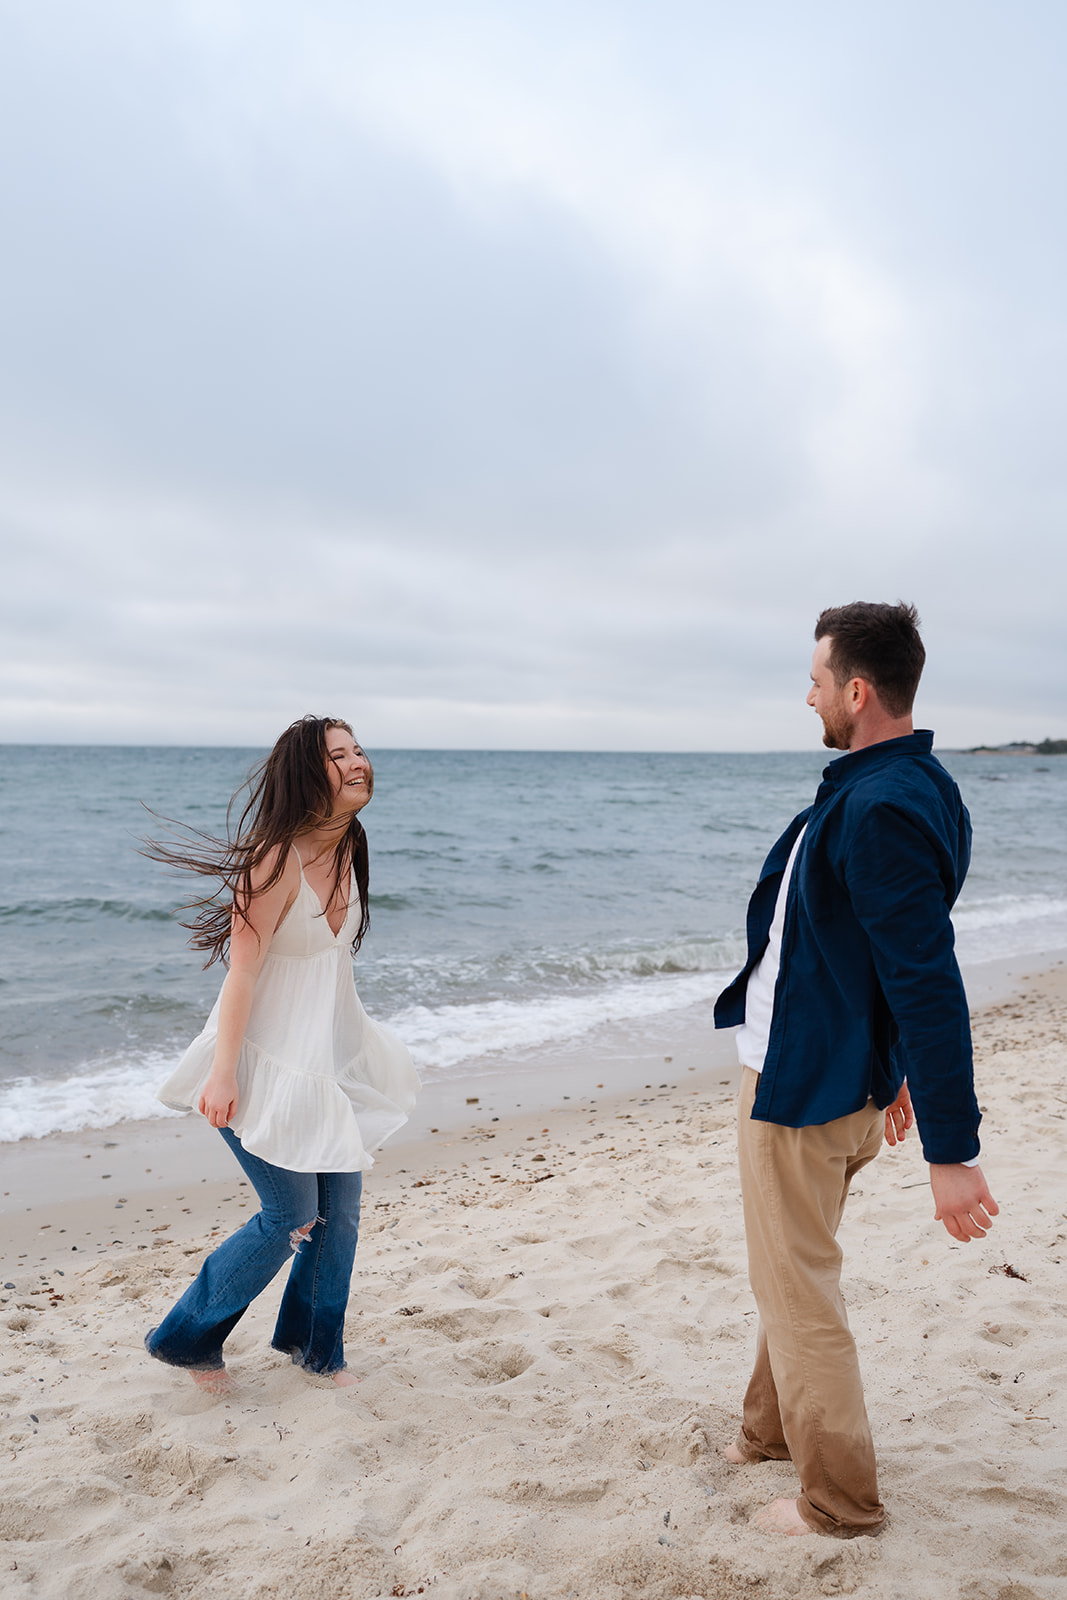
[735, 1067, 886, 1536]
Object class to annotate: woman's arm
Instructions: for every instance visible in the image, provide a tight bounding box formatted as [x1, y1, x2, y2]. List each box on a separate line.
[198, 847, 298, 1128]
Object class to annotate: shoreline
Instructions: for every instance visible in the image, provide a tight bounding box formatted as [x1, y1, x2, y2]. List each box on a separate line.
[1, 956, 1065, 1597]
[1, 1004, 741, 1260]
[2, 950, 1062, 1285]
[1, 948, 1059, 1229]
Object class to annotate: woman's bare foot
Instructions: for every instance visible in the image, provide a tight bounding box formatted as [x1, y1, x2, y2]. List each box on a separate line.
[190, 1367, 238, 1397]
[751, 1497, 812, 1536]
[330, 1368, 362, 1388]
[722, 1442, 747, 1465]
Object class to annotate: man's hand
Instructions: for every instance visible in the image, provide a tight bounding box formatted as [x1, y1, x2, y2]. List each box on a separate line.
[930, 1163, 999, 1242]
[884, 1081, 914, 1146]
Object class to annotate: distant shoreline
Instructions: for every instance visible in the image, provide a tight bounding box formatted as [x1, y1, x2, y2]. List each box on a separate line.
[961, 739, 1067, 755]
[2, 739, 1067, 755]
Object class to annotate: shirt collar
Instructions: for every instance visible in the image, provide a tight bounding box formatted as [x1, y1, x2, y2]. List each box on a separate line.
[822, 729, 935, 788]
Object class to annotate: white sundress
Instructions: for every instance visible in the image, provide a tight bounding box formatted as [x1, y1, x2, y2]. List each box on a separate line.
[157, 856, 419, 1172]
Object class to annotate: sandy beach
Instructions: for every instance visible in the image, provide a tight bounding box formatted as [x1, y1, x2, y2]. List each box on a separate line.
[3, 963, 1066, 1600]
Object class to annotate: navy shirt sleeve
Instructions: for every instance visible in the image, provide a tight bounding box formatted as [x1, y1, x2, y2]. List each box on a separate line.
[843, 798, 980, 1164]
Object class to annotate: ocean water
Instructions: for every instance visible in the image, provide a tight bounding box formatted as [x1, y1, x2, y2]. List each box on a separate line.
[1, 745, 1065, 1142]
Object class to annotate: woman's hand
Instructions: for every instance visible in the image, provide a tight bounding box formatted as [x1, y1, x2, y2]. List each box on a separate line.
[199, 1070, 239, 1128]
[200, 844, 298, 1131]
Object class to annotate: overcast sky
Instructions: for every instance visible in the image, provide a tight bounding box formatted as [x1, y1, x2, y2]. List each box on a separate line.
[2, 1, 1064, 749]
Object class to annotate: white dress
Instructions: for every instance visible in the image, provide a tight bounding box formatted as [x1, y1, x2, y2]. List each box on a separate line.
[156, 858, 419, 1172]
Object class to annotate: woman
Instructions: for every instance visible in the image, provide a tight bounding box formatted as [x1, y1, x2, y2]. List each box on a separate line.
[145, 716, 418, 1392]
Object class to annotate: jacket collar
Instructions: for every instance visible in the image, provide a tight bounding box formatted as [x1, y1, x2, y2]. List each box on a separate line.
[822, 729, 934, 789]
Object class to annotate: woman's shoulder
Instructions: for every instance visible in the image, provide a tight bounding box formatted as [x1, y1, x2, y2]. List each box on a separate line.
[248, 841, 301, 897]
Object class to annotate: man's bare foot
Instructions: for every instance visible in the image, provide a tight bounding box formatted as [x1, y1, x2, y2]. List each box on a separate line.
[190, 1367, 238, 1397]
[722, 1442, 747, 1465]
[751, 1497, 812, 1537]
[330, 1368, 362, 1388]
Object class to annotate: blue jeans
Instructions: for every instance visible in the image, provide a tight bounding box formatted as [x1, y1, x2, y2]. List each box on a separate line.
[145, 1128, 362, 1376]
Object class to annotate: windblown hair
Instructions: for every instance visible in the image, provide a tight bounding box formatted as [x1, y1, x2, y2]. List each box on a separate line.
[814, 601, 926, 718]
[145, 716, 371, 967]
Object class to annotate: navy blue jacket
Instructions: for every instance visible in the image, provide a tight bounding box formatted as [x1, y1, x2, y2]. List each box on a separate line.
[714, 731, 981, 1165]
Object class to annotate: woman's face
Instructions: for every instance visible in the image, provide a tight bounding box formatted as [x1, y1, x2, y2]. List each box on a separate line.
[325, 726, 374, 816]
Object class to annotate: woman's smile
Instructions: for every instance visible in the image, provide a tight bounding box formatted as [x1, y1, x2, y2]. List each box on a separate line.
[326, 730, 374, 812]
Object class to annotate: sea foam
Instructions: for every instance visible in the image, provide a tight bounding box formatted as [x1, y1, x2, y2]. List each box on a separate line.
[0, 968, 731, 1143]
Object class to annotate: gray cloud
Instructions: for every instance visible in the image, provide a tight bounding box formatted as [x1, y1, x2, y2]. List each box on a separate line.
[2, 1, 1065, 749]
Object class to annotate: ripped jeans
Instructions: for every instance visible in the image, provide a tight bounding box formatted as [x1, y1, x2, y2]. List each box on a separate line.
[145, 1128, 362, 1376]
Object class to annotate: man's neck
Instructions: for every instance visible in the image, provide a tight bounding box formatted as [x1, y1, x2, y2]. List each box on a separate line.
[847, 714, 914, 754]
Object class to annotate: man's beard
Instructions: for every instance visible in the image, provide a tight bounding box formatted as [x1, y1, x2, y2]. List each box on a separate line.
[819, 708, 852, 750]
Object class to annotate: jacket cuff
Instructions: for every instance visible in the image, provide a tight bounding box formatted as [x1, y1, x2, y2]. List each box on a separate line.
[919, 1121, 981, 1165]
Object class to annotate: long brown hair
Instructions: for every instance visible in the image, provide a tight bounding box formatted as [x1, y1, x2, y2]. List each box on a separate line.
[146, 716, 371, 967]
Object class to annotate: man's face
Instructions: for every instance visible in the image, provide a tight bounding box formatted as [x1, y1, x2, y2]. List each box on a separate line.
[807, 636, 853, 750]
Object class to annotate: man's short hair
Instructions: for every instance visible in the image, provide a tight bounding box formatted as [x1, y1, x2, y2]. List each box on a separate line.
[814, 601, 926, 718]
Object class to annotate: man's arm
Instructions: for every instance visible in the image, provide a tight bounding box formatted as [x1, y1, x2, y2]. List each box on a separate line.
[885, 1081, 998, 1238]
[884, 1081, 997, 1238]
[930, 1164, 999, 1241]
[883, 1080, 914, 1145]
[845, 799, 980, 1163]
[844, 796, 1000, 1235]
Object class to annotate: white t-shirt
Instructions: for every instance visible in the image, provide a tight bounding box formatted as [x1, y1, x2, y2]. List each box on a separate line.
[736, 828, 805, 1075]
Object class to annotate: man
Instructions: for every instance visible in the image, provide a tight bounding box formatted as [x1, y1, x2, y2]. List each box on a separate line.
[714, 601, 998, 1538]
